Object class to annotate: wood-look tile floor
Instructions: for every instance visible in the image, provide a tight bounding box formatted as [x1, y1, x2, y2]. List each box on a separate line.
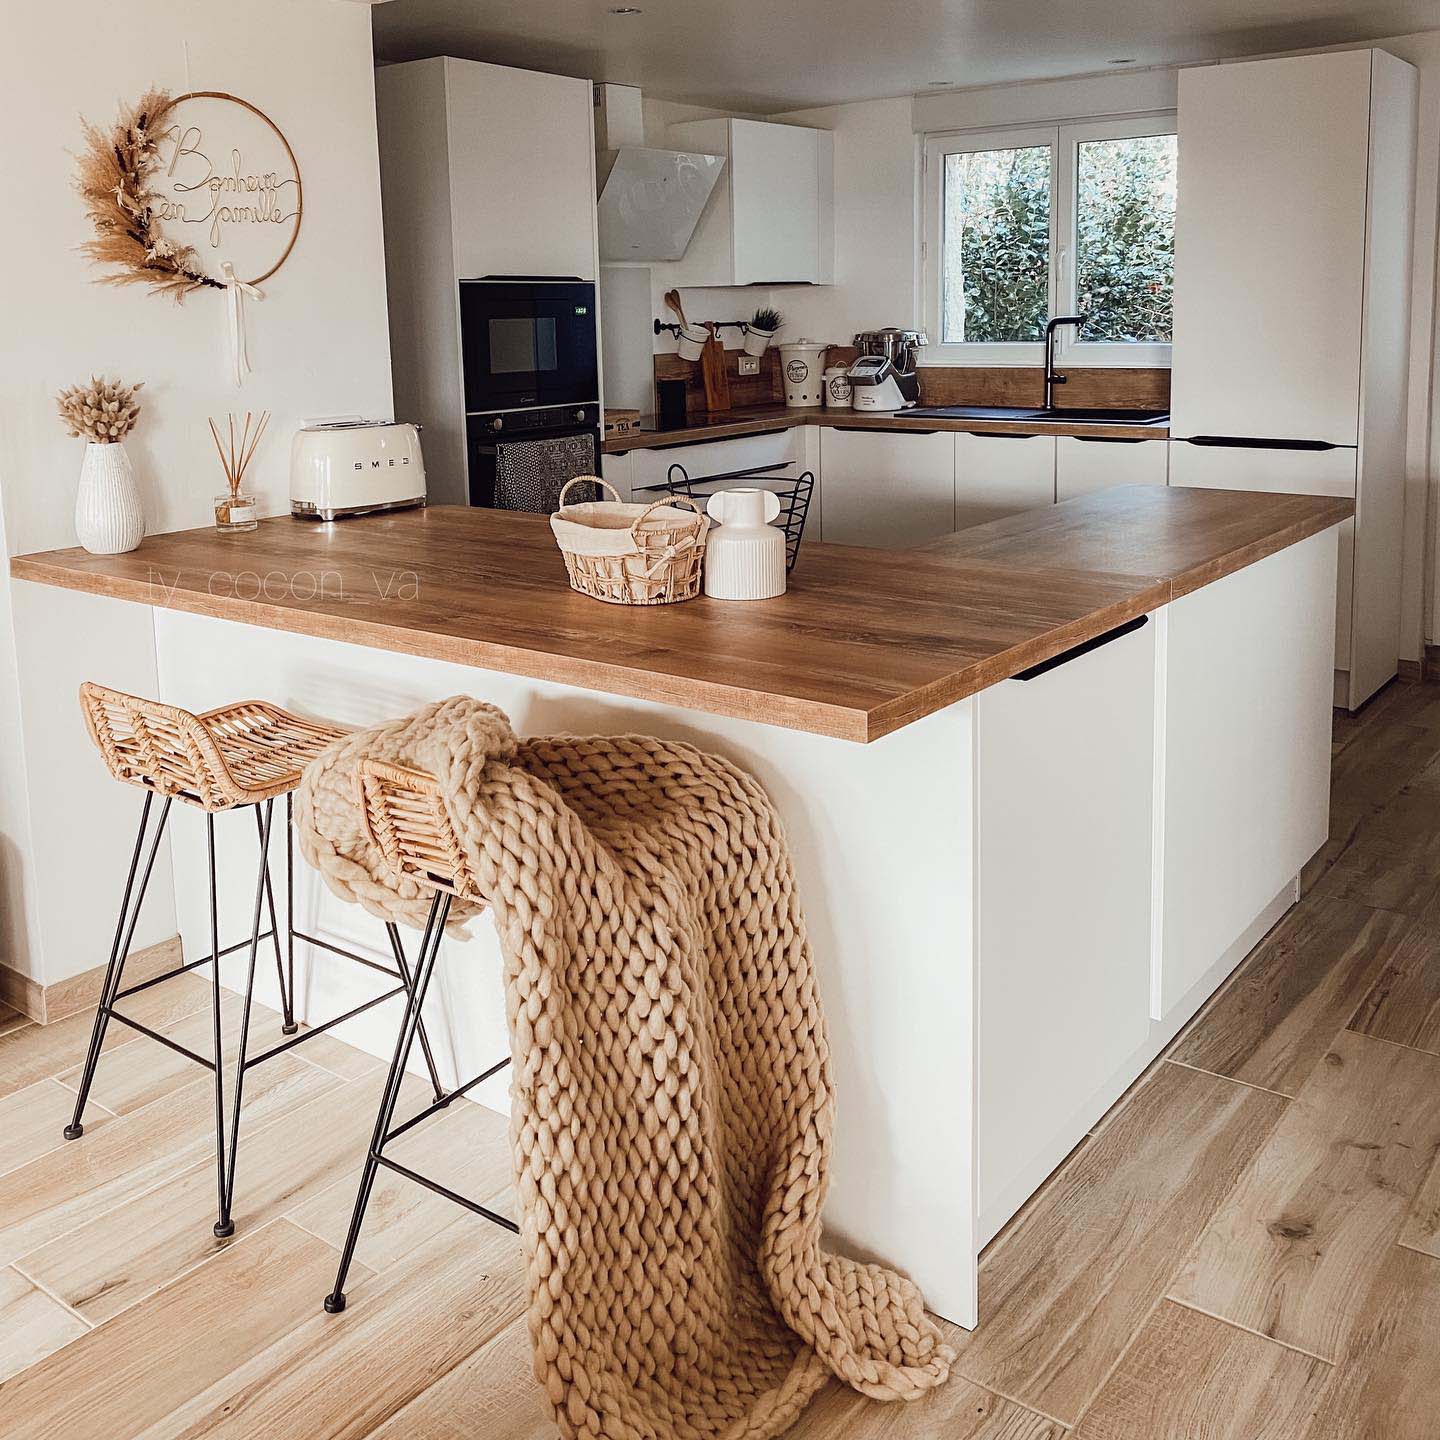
[3, 679, 1440, 1436]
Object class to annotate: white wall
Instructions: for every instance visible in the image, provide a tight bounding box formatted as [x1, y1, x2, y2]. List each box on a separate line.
[767, 97, 919, 347]
[0, 0, 394, 987]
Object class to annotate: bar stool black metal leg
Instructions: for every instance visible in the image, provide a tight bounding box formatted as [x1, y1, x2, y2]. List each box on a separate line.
[215, 798, 275, 1238]
[65, 792, 172, 1140]
[281, 794, 299, 1035]
[325, 889, 452, 1314]
[255, 803, 291, 1034]
[205, 812, 235, 1238]
[385, 923, 445, 1103]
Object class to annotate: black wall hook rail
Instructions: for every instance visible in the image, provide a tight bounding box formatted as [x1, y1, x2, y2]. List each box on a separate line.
[653, 318, 751, 337]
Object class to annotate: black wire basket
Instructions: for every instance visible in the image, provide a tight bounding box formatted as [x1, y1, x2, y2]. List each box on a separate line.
[651, 460, 815, 573]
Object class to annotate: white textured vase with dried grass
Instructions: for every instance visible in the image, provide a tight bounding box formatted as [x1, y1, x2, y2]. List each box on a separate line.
[57, 375, 145, 555]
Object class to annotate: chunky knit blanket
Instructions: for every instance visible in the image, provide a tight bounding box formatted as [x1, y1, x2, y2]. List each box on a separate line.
[295, 696, 953, 1440]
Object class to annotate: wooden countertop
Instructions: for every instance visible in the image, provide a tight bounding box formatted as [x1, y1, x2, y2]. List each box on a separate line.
[603, 404, 1170, 453]
[10, 488, 1351, 744]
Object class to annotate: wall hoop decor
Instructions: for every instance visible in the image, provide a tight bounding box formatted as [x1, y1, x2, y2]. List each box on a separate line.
[74, 87, 303, 382]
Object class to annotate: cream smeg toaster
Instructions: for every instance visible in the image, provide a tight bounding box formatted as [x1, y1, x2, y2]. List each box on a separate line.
[290, 419, 426, 521]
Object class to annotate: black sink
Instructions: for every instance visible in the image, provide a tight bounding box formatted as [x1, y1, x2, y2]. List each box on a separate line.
[906, 405, 1168, 425]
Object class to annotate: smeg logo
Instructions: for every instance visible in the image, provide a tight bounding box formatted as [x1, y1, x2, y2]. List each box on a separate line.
[353, 457, 413, 470]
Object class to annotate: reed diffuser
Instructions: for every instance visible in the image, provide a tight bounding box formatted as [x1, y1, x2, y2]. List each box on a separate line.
[209, 411, 269, 532]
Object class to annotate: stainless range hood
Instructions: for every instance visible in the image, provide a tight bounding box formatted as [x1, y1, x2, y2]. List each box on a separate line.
[594, 83, 724, 263]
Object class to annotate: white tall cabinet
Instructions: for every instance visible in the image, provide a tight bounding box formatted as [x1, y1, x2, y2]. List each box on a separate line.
[1168, 49, 1416, 710]
[375, 58, 600, 504]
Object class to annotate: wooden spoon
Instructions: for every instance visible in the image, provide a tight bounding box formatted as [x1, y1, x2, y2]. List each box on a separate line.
[663, 289, 688, 330]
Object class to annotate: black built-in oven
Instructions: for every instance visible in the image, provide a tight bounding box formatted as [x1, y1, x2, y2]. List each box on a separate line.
[466, 402, 600, 512]
[460, 278, 598, 414]
[460, 277, 601, 511]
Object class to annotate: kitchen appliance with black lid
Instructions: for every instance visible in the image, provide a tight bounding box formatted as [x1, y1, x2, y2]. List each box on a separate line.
[848, 328, 928, 412]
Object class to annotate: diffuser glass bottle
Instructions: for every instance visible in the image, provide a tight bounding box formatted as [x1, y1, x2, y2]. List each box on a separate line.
[210, 411, 269, 533]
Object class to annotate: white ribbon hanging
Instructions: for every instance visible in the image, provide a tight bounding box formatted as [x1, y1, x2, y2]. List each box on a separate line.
[219, 261, 263, 387]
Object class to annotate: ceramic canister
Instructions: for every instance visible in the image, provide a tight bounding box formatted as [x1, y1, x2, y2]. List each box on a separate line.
[703, 488, 786, 600]
[778, 341, 827, 408]
[823, 365, 853, 409]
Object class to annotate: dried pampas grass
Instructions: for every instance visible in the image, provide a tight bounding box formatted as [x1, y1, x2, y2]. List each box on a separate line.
[57, 376, 144, 444]
[74, 88, 220, 300]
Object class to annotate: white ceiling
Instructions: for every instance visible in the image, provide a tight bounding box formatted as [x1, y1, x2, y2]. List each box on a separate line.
[373, 0, 1438, 112]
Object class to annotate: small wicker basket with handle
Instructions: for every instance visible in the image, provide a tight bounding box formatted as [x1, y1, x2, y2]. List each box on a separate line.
[550, 476, 708, 605]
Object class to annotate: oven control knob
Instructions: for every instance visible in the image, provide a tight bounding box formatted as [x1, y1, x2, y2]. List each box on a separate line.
[490, 417, 504, 432]
[574, 409, 587, 423]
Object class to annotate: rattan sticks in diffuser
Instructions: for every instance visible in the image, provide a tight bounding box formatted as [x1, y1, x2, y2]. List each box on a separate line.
[209, 410, 269, 532]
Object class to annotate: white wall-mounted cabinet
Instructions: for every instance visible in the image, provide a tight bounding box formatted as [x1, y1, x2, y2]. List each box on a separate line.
[1169, 49, 1416, 711]
[954, 433, 1055, 530]
[819, 429, 954, 547]
[1056, 436, 1167, 500]
[664, 118, 834, 286]
[376, 58, 599, 503]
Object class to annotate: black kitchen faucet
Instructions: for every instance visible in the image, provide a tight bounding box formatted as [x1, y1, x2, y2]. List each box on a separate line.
[1044, 314, 1089, 410]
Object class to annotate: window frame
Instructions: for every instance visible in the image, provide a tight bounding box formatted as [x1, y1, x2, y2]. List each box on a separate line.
[920, 112, 1177, 369]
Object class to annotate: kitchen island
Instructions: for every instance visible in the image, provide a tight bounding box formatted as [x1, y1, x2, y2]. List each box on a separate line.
[11, 486, 1350, 1327]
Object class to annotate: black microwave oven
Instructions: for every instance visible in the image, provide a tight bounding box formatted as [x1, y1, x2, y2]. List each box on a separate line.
[459, 278, 599, 414]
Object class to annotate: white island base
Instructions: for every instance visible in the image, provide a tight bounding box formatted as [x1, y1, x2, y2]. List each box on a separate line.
[152, 529, 1335, 1329]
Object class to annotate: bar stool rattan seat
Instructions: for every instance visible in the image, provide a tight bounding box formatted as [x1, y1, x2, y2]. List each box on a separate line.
[66, 684, 444, 1239]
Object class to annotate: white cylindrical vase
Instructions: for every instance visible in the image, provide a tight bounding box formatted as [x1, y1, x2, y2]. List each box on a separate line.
[703, 488, 786, 601]
[75, 442, 144, 555]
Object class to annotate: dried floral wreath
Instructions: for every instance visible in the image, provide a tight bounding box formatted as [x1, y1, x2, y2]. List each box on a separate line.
[73, 87, 223, 300]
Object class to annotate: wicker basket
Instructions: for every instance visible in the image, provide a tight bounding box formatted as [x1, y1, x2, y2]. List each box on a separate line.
[551, 477, 708, 605]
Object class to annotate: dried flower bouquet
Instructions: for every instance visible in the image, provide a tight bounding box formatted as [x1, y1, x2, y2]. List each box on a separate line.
[56, 376, 144, 444]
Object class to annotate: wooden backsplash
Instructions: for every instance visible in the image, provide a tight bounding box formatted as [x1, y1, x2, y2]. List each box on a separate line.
[652, 350, 1170, 413]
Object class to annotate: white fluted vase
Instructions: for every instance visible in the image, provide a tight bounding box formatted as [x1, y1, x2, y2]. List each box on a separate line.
[75, 442, 144, 554]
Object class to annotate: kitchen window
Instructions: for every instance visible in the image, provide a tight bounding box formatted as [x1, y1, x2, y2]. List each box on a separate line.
[922, 115, 1177, 366]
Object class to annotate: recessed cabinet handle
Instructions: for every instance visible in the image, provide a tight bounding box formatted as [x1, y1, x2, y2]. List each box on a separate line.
[833, 426, 940, 435]
[969, 431, 1041, 440]
[1183, 435, 1339, 451]
[1072, 436, 1148, 444]
[1013, 615, 1149, 681]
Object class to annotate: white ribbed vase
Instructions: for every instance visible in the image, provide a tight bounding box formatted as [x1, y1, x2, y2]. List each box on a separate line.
[703, 488, 786, 601]
[75, 442, 144, 555]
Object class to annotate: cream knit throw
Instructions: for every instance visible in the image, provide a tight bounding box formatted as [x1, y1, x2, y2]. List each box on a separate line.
[295, 696, 954, 1440]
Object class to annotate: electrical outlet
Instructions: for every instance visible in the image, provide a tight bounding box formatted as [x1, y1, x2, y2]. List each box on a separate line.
[737, 354, 761, 377]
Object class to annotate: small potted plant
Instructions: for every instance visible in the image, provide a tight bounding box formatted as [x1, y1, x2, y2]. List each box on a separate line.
[57, 375, 145, 554]
[743, 306, 784, 357]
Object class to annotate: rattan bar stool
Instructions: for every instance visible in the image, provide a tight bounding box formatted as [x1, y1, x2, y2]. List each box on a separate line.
[323, 756, 516, 1314]
[66, 683, 445, 1238]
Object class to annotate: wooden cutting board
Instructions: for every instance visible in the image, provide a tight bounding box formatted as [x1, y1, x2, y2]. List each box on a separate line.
[699, 325, 731, 412]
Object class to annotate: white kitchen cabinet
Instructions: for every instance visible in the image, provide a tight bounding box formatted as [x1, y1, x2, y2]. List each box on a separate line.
[1154, 530, 1336, 1021]
[954, 433, 1055, 530]
[819, 429, 954, 548]
[599, 451, 634, 503]
[610, 429, 819, 546]
[1055, 436, 1167, 500]
[620, 429, 808, 498]
[443, 62, 597, 281]
[376, 58, 600, 503]
[1170, 49, 1416, 711]
[977, 614, 1155, 1240]
[1168, 440, 1358, 690]
[664, 118, 834, 286]
[1171, 52, 1374, 445]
